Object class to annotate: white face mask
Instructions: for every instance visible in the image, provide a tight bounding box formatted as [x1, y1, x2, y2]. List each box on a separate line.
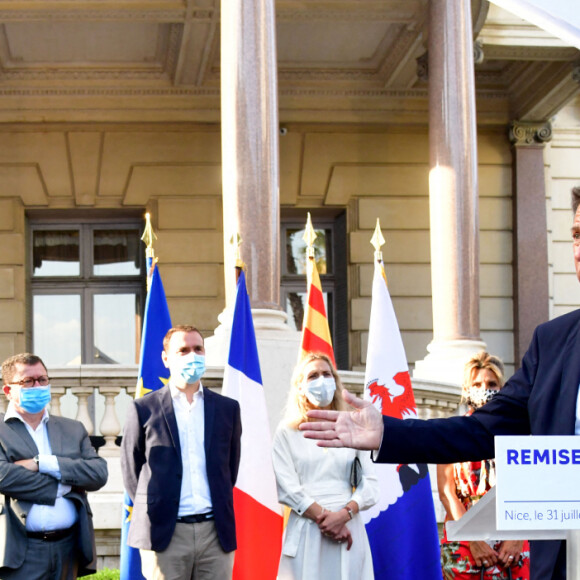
[304, 376, 336, 407]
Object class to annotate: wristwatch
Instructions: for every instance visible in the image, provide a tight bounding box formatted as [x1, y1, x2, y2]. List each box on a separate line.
[33, 455, 39, 465]
[344, 506, 354, 520]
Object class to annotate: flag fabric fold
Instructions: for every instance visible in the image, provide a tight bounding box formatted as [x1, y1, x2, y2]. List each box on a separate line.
[362, 259, 442, 580]
[221, 270, 283, 580]
[300, 256, 335, 365]
[120, 259, 172, 580]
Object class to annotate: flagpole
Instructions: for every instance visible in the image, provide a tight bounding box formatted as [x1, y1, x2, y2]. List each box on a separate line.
[141, 212, 158, 290]
[231, 231, 245, 284]
[370, 218, 385, 262]
[363, 217, 442, 580]
[299, 212, 335, 365]
[121, 213, 171, 580]
[302, 211, 317, 265]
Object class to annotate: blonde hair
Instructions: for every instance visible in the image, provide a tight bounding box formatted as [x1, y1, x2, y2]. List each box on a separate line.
[283, 352, 347, 429]
[461, 351, 505, 402]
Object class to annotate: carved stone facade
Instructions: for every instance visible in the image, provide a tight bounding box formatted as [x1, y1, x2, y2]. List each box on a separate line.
[0, 0, 576, 570]
[509, 121, 553, 145]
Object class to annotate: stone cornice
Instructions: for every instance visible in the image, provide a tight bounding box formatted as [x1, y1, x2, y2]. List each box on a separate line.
[0, 4, 422, 23]
[0, 86, 514, 101]
[482, 45, 579, 61]
[0, 10, 190, 21]
[509, 120, 553, 145]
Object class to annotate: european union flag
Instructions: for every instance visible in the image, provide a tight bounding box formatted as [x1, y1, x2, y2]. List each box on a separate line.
[120, 259, 172, 580]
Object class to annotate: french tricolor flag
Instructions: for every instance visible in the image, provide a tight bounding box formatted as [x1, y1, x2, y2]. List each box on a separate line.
[222, 270, 283, 580]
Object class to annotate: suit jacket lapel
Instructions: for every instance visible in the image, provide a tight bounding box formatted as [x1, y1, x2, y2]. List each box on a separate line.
[46, 417, 63, 455]
[159, 388, 181, 452]
[204, 387, 216, 456]
[557, 316, 580, 434]
[5, 419, 39, 457]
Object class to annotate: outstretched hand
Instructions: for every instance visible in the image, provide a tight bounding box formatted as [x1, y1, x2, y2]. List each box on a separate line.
[299, 389, 384, 450]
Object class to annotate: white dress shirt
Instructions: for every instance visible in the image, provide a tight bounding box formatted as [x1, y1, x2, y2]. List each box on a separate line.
[4, 403, 78, 531]
[169, 382, 213, 516]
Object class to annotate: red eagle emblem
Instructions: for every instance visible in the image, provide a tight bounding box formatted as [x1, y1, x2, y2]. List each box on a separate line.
[368, 371, 416, 419]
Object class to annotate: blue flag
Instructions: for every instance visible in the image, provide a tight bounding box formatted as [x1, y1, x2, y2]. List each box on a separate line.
[120, 259, 172, 580]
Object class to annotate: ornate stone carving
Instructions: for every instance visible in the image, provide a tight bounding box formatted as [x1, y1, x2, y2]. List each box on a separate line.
[509, 120, 553, 145]
[416, 52, 428, 81]
[572, 62, 580, 85]
[473, 39, 484, 65]
[276, 9, 413, 22]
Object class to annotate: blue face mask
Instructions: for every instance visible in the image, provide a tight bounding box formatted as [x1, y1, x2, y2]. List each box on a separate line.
[178, 353, 206, 385]
[18, 385, 51, 414]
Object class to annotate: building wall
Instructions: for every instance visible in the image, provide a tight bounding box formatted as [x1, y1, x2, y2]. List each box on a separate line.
[279, 127, 514, 375]
[0, 124, 518, 376]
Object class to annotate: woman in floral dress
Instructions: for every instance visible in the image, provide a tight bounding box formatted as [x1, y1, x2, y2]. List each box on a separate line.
[438, 352, 530, 580]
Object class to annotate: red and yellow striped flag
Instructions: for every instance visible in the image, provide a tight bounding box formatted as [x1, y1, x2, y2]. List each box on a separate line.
[300, 255, 335, 366]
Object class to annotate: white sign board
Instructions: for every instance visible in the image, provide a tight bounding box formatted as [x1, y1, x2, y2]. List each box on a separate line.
[495, 436, 580, 531]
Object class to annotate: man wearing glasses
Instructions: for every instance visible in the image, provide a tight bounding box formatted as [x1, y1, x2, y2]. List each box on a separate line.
[0, 353, 108, 579]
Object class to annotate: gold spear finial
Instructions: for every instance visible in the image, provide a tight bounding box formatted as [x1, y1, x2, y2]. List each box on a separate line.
[370, 218, 385, 262]
[141, 213, 159, 291]
[230, 232, 245, 270]
[303, 212, 317, 259]
[141, 213, 157, 260]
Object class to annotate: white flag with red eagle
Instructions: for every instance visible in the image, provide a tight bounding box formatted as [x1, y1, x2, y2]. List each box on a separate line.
[362, 258, 442, 579]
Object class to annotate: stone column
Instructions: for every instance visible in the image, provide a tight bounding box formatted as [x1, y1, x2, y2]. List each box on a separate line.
[413, 0, 486, 385]
[220, 0, 281, 314]
[509, 121, 551, 366]
[207, 0, 299, 433]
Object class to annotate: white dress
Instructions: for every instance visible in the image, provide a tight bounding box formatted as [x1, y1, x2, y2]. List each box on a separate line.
[272, 424, 379, 580]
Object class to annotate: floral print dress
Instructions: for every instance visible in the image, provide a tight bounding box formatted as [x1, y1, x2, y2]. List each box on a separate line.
[441, 458, 530, 580]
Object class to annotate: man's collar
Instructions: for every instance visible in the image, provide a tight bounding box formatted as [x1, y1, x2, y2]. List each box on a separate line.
[4, 401, 49, 425]
[168, 381, 204, 400]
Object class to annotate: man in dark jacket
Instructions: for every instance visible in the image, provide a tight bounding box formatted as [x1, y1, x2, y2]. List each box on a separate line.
[121, 325, 241, 580]
[301, 187, 580, 580]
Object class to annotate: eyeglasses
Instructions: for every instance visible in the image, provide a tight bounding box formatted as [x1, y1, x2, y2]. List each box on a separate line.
[9, 376, 50, 388]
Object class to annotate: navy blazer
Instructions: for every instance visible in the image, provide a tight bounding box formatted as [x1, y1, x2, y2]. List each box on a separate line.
[121, 385, 242, 553]
[377, 309, 580, 580]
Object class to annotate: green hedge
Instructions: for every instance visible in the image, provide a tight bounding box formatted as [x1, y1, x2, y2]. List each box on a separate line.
[80, 569, 120, 580]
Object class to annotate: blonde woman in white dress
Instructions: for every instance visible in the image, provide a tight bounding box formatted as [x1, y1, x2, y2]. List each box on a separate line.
[272, 353, 379, 580]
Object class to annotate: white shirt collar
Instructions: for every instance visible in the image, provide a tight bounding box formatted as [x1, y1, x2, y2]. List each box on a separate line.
[168, 381, 204, 402]
[4, 401, 50, 425]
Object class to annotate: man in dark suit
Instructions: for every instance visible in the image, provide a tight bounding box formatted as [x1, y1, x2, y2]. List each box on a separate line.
[0, 352, 108, 579]
[301, 188, 580, 580]
[121, 325, 242, 580]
